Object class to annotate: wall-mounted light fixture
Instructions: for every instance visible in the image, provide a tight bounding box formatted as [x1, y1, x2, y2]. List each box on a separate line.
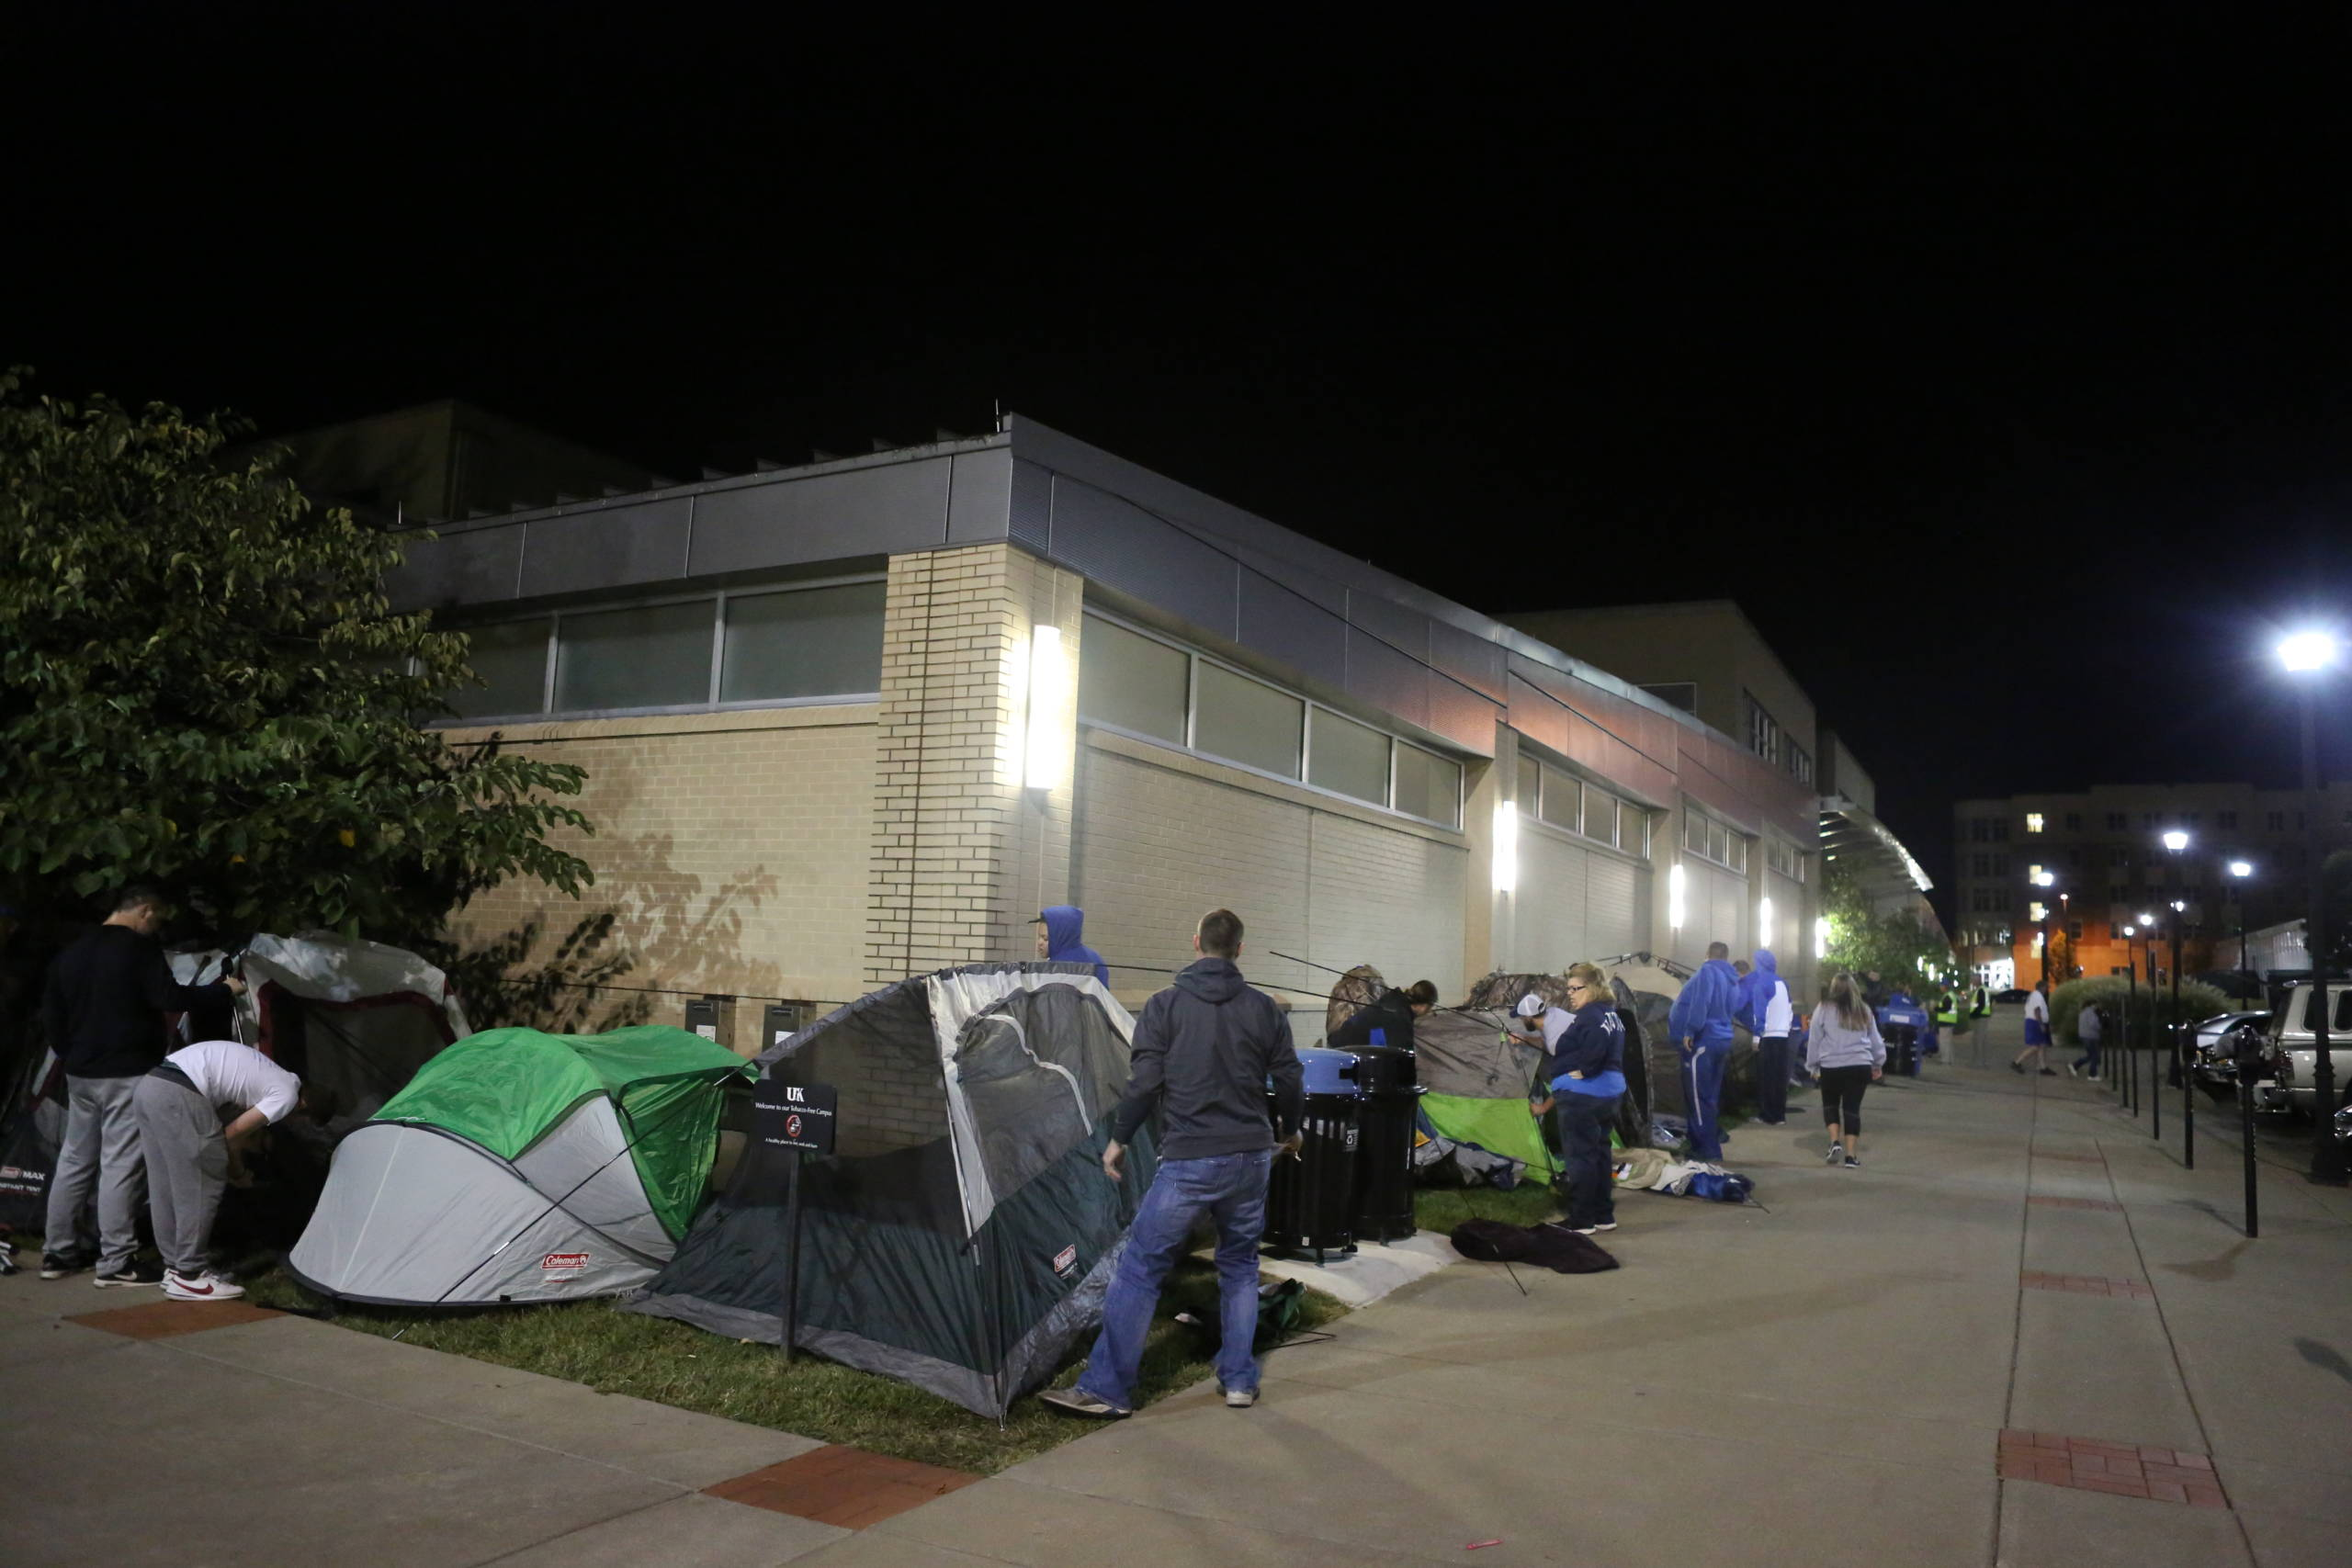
[1815, 915, 1831, 959]
[1493, 800, 1519, 894]
[1758, 895, 1774, 950]
[1023, 625, 1072, 790]
[1668, 863, 1687, 930]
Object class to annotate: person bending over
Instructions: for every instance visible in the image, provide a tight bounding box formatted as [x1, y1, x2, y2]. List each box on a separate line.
[132, 1038, 329, 1302]
[1329, 979, 1437, 1052]
[1809, 974, 1885, 1169]
[1043, 908, 1304, 1418]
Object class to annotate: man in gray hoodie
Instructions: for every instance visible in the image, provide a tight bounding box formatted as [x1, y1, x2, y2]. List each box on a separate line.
[1043, 908, 1304, 1418]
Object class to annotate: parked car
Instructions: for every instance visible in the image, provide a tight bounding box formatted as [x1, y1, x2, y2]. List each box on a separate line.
[2256, 983, 2352, 1117]
[2190, 1011, 2270, 1083]
[1993, 987, 2031, 1005]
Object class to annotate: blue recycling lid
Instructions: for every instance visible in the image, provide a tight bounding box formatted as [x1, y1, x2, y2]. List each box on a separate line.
[1289, 1045, 1363, 1097]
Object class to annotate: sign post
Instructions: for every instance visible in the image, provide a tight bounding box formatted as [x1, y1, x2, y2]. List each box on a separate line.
[752, 1081, 837, 1365]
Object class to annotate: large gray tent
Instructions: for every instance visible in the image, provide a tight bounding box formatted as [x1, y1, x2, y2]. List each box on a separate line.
[628, 964, 1154, 1418]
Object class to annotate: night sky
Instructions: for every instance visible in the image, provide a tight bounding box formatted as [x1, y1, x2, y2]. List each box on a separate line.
[17, 11, 2352, 919]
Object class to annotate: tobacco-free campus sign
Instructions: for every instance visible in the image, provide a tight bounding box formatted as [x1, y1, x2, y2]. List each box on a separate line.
[752, 1081, 838, 1156]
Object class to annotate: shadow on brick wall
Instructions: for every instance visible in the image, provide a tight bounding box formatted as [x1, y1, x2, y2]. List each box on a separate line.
[438, 820, 786, 1038]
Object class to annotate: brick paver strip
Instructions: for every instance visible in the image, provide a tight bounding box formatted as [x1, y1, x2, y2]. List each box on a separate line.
[705, 1443, 979, 1529]
[2019, 1270, 2156, 1300]
[2027, 1195, 2125, 1213]
[66, 1300, 283, 1340]
[1996, 1430, 2227, 1508]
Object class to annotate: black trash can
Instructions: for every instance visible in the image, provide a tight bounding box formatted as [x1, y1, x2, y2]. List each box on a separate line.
[1349, 1046, 1421, 1245]
[1262, 1046, 1360, 1263]
[1884, 1022, 1917, 1077]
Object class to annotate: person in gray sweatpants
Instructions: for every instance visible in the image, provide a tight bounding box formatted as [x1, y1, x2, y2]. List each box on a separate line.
[133, 1039, 315, 1302]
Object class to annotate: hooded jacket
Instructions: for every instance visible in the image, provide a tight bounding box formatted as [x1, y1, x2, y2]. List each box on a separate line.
[1037, 905, 1109, 987]
[1109, 957, 1304, 1160]
[1736, 948, 1794, 1039]
[1329, 987, 1419, 1051]
[1667, 957, 1740, 1046]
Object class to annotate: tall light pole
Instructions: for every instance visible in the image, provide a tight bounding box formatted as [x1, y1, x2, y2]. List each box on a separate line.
[2033, 870, 2057, 987]
[2228, 860, 2260, 1238]
[2163, 830, 2190, 1100]
[2279, 629, 2346, 1186]
[2142, 911, 2162, 1138]
[2229, 860, 2256, 998]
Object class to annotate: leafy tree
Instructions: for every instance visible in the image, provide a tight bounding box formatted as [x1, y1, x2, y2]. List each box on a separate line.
[0, 371, 593, 941]
[1816, 859, 1954, 996]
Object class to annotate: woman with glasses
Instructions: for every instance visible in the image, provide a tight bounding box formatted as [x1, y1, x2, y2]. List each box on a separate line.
[1517, 962, 1629, 1235]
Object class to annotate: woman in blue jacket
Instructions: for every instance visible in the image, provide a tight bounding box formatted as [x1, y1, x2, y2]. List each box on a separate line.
[1518, 962, 1628, 1235]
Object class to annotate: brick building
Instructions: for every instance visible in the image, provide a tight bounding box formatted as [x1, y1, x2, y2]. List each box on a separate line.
[387, 417, 1843, 1054]
[1951, 784, 2343, 987]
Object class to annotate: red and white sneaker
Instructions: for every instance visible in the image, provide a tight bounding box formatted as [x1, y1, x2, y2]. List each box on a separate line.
[164, 1269, 245, 1303]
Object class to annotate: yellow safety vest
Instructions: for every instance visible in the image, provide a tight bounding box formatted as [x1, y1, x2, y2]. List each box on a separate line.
[1935, 993, 1960, 1024]
[1970, 987, 1991, 1017]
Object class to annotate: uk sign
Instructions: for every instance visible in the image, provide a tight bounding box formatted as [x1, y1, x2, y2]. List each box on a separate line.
[752, 1081, 838, 1156]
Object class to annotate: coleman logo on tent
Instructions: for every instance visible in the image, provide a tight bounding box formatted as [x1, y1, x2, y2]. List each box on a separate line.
[1052, 1244, 1078, 1278]
[541, 1252, 591, 1276]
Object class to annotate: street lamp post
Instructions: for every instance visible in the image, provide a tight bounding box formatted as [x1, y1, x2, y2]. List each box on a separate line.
[2034, 870, 2057, 988]
[2278, 629, 2346, 1186]
[2143, 913, 2162, 1140]
[2230, 861, 2256, 1000]
[2228, 861, 2260, 1238]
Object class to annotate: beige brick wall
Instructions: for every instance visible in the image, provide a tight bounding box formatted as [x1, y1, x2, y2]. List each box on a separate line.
[444, 704, 877, 1053]
[1072, 729, 1468, 1026]
[865, 543, 1083, 986]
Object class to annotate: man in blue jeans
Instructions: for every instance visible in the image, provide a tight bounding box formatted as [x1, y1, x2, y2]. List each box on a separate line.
[1042, 908, 1304, 1418]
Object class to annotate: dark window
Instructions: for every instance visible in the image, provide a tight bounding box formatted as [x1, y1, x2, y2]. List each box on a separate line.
[2064, 812, 2083, 831]
[2217, 810, 2239, 829]
[1994, 819, 2010, 842]
[2267, 810, 2287, 832]
[2106, 812, 2126, 830]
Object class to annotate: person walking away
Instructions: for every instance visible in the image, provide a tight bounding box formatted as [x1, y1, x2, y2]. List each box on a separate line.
[1043, 908, 1304, 1418]
[1810, 973, 1886, 1168]
[2012, 980, 2055, 1076]
[1329, 979, 1437, 1051]
[38, 886, 244, 1284]
[1736, 948, 1795, 1124]
[1519, 964, 1626, 1235]
[1034, 906, 1110, 987]
[2068, 999, 2104, 1079]
[132, 1039, 325, 1301]
[1667, 942, 1739, 1161]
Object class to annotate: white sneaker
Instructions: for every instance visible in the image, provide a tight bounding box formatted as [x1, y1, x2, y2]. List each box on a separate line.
[1223, 1387, 1258, 1408]
[164, 1269, 245, 1303]
[1825, 1143, 1844, 1165]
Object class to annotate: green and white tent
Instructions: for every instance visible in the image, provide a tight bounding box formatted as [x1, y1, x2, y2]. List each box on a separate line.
[288, 1025, 752, 1306]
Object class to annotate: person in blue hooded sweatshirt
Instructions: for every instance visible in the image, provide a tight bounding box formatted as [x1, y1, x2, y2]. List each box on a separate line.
[1736, 947, 1795, 1125]
[1668, 941, 1739, 1160]
[1034, 906, 1110, 987]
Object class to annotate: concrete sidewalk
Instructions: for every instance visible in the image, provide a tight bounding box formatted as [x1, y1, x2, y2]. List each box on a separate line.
[6, 1050, 2349, 1566]
[808, 1055, 2352, 1567]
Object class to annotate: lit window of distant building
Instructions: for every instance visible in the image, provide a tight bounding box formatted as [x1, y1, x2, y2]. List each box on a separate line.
[2026, 813, 2044, 833]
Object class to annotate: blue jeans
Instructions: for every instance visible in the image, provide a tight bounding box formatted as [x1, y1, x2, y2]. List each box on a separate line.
[1076, 1148, 1272, 1411]
[1553, 1093, 1621, 1227]
[1682, 1037, 1728, 1161]
[2073, 1041, 2102, 1075]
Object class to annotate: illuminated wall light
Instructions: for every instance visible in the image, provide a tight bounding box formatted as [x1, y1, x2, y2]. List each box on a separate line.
[1668, 863, 1687, 930]
[1758, 895, 1773, 950]
[1493, 799, 1519, 894]
[1814, 916, 1830, 959]
[1022, 625, 1073, 790]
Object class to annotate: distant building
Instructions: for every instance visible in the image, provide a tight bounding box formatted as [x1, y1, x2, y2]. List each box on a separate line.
[1503, 601, 1939, 988]
[254, 400, 654, 524]
[1951, 784, 2336, 985]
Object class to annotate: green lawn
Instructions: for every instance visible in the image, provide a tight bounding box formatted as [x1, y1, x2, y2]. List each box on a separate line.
[1411, 1179, 1561, 1234]
[240, 1258, 1344, 1475]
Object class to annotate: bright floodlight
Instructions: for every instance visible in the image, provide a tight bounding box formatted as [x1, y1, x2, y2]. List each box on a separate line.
[2229, 860, 2254, 878]
[2171, 899, 2188, 912]
[2138, 912, 2155, 928]
[2032, 870, 2055, 887]
[2278, 630, 2342, 673]
[2162, 830, 2189, 852]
